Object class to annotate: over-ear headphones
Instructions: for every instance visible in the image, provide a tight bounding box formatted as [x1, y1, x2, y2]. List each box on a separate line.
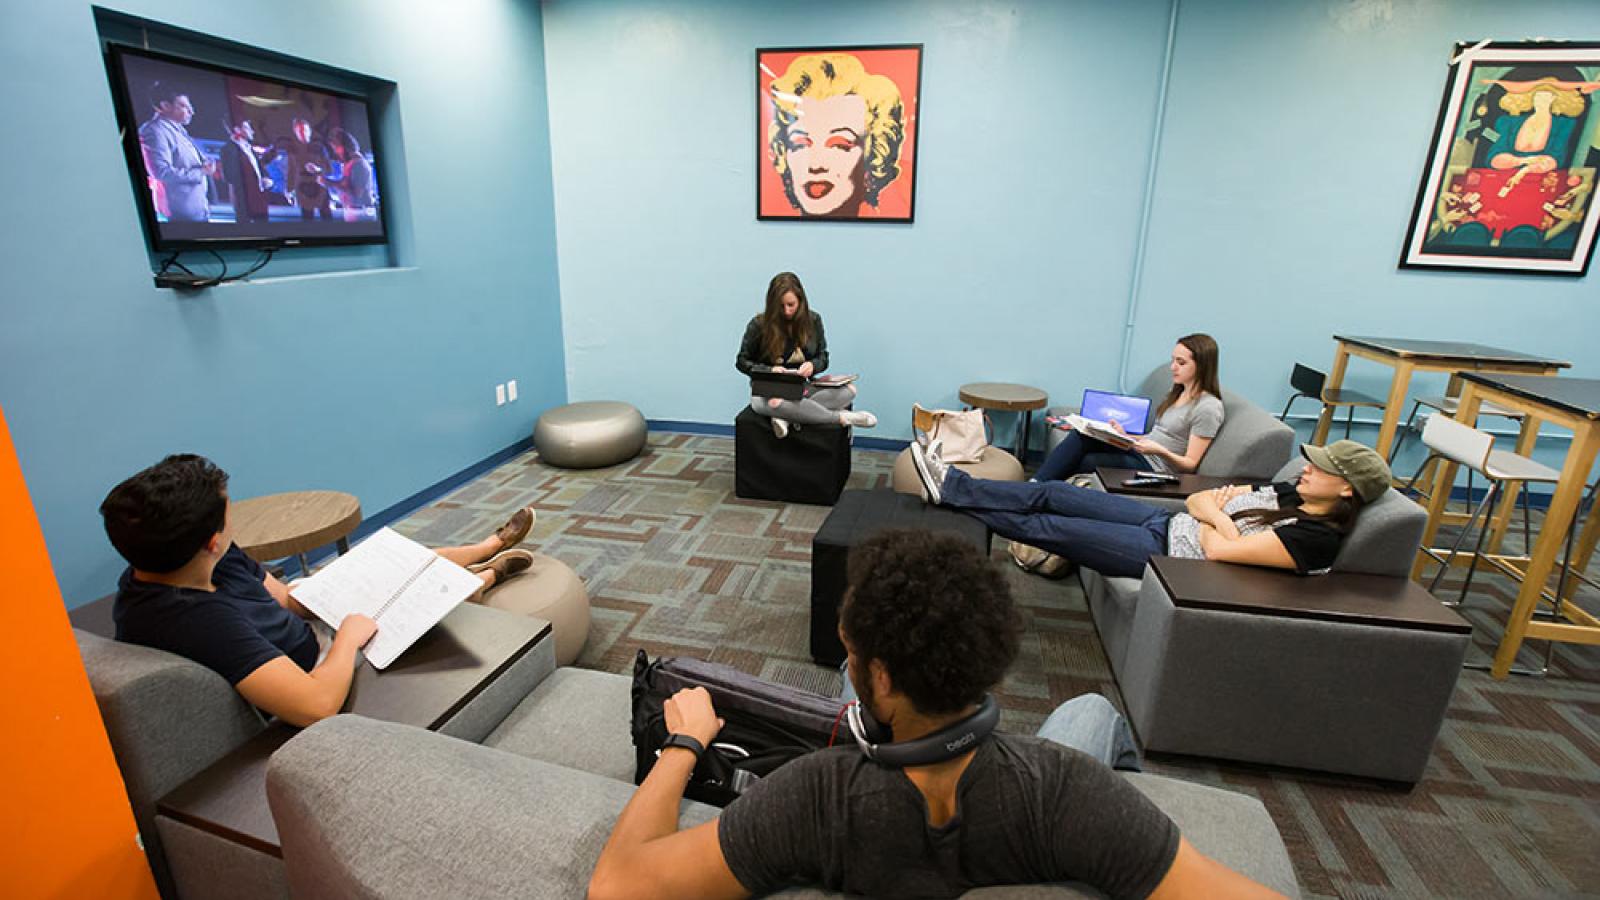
[845, 694, 999, 767]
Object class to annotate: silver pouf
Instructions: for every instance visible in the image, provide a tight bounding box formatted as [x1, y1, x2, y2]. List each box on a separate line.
[533, 401, 647, 469]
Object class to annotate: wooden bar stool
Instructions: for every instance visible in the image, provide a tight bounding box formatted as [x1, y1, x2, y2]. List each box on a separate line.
[1410, 414, 1559, 608]
[1387, 389, 1526, 464]
[1279, 363, 1383, 439]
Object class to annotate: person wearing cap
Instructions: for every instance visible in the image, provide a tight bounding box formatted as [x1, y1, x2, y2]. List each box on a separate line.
[909, 439, 1390, 577]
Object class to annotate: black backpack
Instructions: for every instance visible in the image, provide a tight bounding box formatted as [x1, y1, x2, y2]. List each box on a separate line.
[631, 650, 849, 807]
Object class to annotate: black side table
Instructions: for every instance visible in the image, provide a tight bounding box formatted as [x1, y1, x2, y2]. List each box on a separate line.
[810, 490, 991, 665]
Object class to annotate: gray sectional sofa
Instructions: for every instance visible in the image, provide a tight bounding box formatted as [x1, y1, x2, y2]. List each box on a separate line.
[1078, 457, 1470, 783]
[267, 669, 1302, 898]
[78, 629, 1303, 897]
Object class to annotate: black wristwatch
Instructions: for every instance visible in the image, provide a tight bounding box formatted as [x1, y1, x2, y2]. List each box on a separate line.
[661, 733, 706, 760]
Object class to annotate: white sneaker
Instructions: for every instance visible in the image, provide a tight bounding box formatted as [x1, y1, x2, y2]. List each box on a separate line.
[841, 410, 877, 428]
[771, 418, 790, 439]
[909, 439, 950, 504]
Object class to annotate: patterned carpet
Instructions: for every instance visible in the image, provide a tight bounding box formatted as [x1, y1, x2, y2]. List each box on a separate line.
[388, 431, 1600, 899]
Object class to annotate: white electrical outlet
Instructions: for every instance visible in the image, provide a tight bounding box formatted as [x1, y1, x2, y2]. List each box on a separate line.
[495, 384, 507, 406]
[507, 379, 518, 402]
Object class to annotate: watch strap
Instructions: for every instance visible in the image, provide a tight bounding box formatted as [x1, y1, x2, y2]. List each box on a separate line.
[662, 733, 706, 759]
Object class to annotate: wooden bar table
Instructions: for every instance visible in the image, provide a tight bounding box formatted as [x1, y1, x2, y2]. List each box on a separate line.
[1413, 373, 1600, 679]
[1310, 336, 1568, 458]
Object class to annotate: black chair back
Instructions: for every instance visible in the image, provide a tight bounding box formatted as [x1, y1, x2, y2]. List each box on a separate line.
[1290, 363, 1326, 397]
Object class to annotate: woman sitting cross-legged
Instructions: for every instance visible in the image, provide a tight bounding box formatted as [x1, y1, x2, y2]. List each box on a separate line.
[910, 439, 1390, 577]
[736, 271, 878, 438]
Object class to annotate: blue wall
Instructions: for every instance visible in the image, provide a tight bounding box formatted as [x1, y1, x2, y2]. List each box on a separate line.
[1135, 0, 1600, 456]
[544, 0, 1175, 433]
[545, 0, 1598, 476]
[0, 0, 566, 604]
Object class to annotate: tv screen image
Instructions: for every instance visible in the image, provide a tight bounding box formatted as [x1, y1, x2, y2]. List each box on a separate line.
[108, 45, 386, 250]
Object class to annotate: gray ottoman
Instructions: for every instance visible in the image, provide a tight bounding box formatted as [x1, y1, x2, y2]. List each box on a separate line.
[534, 401, 646, 469]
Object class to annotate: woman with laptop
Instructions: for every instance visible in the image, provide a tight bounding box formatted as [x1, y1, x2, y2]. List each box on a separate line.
[909, 438, 1391, 578]
[1035, 334, 1223, 481]
[736, 272, 878, 438]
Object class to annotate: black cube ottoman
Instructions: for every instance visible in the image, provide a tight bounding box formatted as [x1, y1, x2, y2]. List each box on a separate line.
[810, 489, 992, 666]
[734, 406, 851, 506]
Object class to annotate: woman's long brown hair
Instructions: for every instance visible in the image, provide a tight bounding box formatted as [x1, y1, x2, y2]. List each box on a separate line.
[1156, 333, 1222, 418]
[760, 272, 813, 363]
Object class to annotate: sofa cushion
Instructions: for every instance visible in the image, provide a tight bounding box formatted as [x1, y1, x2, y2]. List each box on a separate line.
[482, 667, 637, 782]
[1194, 390, 1296, 480]
[269, 715, 718, 900]
[1272, 457, 1425, 577]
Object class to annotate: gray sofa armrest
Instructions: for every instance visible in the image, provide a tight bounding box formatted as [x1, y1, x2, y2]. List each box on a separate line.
[76, 629, 266, 897]
[267, 715, 720, 899]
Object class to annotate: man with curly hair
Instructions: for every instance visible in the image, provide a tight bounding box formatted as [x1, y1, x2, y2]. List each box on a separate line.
[589, 530, 1279, 899]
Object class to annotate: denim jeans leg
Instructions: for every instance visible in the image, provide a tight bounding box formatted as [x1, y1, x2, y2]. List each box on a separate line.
[1036, 693, 1143, 771]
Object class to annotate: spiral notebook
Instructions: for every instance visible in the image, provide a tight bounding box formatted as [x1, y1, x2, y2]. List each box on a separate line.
[290, 527, 483, 669]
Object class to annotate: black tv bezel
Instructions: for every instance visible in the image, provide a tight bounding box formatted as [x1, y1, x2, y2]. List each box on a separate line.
[105, 42, 391, 253]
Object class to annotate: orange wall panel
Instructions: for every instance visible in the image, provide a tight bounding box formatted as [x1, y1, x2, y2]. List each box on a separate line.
[0, 407, 158, 899]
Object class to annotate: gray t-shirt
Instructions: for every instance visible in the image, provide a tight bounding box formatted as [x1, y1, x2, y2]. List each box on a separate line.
[1141, 393, 1224, 473]
[717, 735, 1180, 899]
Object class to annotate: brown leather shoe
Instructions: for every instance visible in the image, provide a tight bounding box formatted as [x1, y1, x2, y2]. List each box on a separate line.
[468, 549, 535, 584]
[493, 506, 536, 549]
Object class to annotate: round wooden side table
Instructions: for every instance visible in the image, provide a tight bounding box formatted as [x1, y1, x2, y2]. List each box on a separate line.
[232, 490, 362, 575]
[958, 382, 1049, 462]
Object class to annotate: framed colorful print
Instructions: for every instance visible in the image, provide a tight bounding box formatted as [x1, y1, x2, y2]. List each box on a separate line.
[1401, 42, 1600, 276]
[757, 44, 923, 222]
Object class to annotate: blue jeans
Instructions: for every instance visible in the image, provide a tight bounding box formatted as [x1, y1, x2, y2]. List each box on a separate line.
[839, 674, 1141, 771]
[940, 469, 1171, 579]
[1036, 694, 1143, 770]
[1034, 430, 1150, 483]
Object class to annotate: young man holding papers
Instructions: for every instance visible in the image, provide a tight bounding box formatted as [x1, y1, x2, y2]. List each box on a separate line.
[100, 454, 537, 726]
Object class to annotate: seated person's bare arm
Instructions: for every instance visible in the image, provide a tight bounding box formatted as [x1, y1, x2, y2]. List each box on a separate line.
[1196, 524, 1297, 570]
[1185, 485, 1250, 539]
[262, 570, 313, 619]
[1149, 837, 1286, 899]
[235, 615, 377, 727]
[588, 688, 748, 900]
[1156, 433, 1215, 474]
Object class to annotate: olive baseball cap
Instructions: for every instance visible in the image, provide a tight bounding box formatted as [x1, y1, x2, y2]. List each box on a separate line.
[1300, 440, 1391, 503]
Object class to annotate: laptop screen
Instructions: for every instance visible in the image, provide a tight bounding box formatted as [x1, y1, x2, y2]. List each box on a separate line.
[1081, 389, 1153, 435]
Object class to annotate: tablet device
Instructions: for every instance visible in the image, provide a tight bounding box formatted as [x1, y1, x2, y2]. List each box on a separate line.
[750, 371, 807, 402]
[1081, 389, 1152, 435]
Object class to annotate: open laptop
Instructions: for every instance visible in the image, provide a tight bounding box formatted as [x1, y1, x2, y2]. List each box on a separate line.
[1080, 389, 1152, 435]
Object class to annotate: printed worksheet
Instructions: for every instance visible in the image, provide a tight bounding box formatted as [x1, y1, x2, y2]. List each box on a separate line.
[291, 528, 482, 669]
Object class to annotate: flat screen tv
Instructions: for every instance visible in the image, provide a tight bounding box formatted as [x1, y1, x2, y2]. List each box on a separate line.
[106, 44, 387, 250]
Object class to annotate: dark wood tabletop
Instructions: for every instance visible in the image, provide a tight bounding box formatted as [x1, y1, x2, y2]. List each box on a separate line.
[1097, 467, 1238, 499]
[155, 602, 550, 857]
[1150, 556, 1470, 634]
[1458, 373, 1600, 421]
[958, 382, 1049, 411]
[1333, 335, 1569, 368]
[1331, 334, 1568, 366]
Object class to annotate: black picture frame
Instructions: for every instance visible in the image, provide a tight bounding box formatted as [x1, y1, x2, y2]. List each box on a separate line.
[756, 44, 924, 223]
[1399, 41, 1600, 277]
